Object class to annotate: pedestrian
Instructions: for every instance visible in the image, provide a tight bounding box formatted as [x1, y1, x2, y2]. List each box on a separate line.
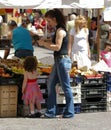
[66, 13, 77, 34]
[38, 9, 74, 118]
[100, 40, 111, 68]
[4, 19, 34, 59]
[68, 15, 91, 69]
[22, 56, 43, 118]
[100, 20, 110, 50]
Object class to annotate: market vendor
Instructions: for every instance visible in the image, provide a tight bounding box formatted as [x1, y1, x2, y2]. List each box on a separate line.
[3, 18, 34, 59]
[100, 40, 111, 68]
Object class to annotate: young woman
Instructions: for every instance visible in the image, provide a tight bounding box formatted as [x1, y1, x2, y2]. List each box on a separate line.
[38, 9, 74, 118]
[68, 15, 91, 68]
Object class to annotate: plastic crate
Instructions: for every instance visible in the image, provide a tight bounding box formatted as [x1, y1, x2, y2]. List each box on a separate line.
[0, 85, 18, 117]
[107, 83, 111, 92]
[82, 76, 104, 85]
[56, 84, 81, 95]
[107, 92, 111, 103]
[37, 76, 48, 85]
[105, 72, 111, 82]
[81, 102, 107, 113]
[56, 104, 81, 114]
[56, 84, 81, 104]
[81, 87, 107, 99]
[107, 102, 111, 112]
[81, 98, 107, 113]
[57, 93, 81, 104]
[73, 76, 82, 85]
[0, 77, 18, 85]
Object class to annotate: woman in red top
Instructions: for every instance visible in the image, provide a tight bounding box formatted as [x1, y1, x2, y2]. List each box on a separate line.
[34, 11, 46, 30]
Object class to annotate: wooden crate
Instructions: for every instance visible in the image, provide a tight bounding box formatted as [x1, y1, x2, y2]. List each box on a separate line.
[0, 85, 18, 117]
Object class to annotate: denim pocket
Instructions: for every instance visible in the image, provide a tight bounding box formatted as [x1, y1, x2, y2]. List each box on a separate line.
[64, 57, 72, 71]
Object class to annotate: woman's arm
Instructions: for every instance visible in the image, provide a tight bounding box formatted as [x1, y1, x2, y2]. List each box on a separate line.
[38, 28, 66, 51]
[22, 72, 28, 94]
[68, 34, 74, 57]
[86, 35, 91, 58]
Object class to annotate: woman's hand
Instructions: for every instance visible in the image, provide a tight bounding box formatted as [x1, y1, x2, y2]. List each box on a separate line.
[37, 39, 45, 46]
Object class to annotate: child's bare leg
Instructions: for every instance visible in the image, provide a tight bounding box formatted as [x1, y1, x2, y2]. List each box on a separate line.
[35, 101, 41, 111]
[35, 101, 42, 117]
[29, 101, 35, 114]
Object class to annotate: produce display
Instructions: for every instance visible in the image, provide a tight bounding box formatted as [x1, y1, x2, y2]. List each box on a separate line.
[0, 67, 11, 77]
[0, 59, 52, 75]
[0, 59, 24, 75]
[70, 66, 103, 78]
[0, 58, 103, 78]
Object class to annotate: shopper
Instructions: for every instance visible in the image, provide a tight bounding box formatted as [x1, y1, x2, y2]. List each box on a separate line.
[68, 15, 91, 69]
[22, 56, 43, 118]
[4, 19, 34, 59]
[38, 9, 74, 118]
[66, 13, 77, 34]
[100, 40, 111, 68]
[100, 20, 110, 50]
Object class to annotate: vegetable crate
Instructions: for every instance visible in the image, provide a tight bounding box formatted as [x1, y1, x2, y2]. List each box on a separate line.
[0, 85, 18, 117]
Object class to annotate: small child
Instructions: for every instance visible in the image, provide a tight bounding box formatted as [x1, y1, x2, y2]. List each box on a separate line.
[22, 56, 43, 118]
[100, 40, 111, 68]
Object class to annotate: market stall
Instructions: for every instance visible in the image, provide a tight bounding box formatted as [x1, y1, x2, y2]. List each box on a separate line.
[0, 0, 111, 117]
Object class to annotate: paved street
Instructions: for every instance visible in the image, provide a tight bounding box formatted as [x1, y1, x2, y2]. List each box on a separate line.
[0, 112, 111, 130]
[0, 46, 111, 130]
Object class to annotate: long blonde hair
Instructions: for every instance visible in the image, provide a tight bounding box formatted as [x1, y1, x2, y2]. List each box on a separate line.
[75, 15, 88, 34]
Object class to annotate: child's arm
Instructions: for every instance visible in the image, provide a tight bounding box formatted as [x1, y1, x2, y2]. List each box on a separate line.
[22, 72, 28, 94]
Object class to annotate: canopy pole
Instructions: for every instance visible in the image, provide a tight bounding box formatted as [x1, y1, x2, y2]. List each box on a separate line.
[97, 9, 101, 61]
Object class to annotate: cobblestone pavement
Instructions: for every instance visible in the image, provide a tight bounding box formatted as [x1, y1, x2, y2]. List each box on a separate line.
[0, 112, 111, 130]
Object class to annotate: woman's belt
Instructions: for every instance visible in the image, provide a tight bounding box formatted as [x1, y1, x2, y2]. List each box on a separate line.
[16, 49, 33, 53]
[54, 54, 68, 59]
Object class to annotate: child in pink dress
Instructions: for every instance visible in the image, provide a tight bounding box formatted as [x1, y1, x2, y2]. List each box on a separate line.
[101, 40, 111, 68]
[22, 56, 43, 118]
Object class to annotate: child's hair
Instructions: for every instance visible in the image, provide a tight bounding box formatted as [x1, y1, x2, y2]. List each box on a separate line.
[23, 56, 38, 72]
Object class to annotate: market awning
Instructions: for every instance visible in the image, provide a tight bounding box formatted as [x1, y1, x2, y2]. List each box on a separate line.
[62, 0, 104, 9]
[0, 0, 104, 9]
[104, 0, 111, 7]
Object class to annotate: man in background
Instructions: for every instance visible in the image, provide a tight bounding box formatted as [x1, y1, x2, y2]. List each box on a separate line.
[4, 18, 34, 59]
[66, 13, 77, 34]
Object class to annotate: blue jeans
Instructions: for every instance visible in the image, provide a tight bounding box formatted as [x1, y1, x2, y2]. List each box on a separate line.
[45, 56, 74, 118]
